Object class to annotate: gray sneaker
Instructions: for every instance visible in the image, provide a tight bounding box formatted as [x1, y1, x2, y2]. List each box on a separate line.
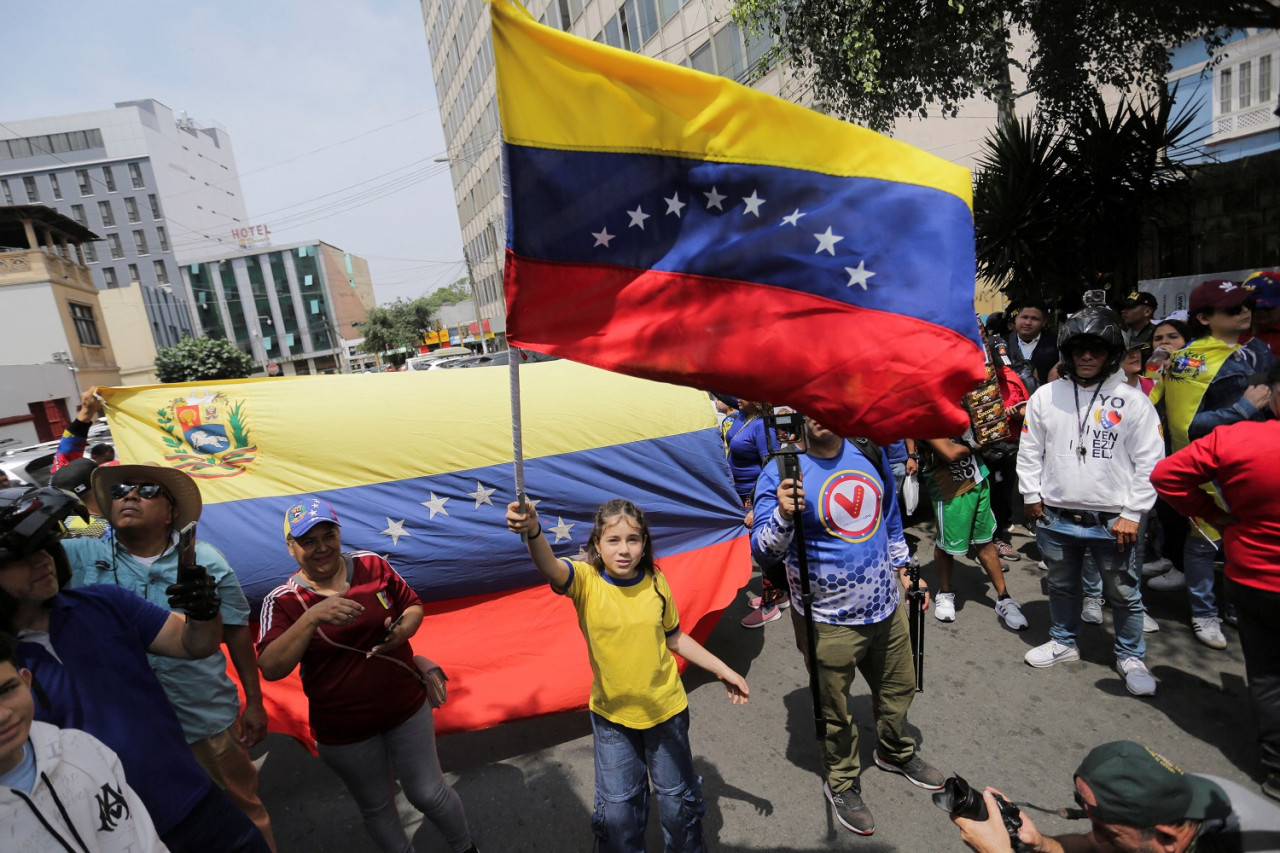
[1081, 596, 1104, 624]
[874, 751, 945, 790]
[1116, 656, 1157, 696]
[1192, 616, 1227, 650]
[1143, 613, 1159, 633]
[824, 781, 874, 835]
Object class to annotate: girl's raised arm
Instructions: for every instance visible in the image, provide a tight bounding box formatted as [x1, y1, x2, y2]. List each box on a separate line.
[506, 500, 571, 588]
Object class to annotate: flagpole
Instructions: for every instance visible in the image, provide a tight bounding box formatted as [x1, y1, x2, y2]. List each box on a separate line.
[509, 349, 526, 505]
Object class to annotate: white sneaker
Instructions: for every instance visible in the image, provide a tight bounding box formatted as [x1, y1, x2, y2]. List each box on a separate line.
[1141, 557, 1174, 577]
[995, 597, 1028, 631]
[1192, 616, 1227, 650]
[1116, 656, 1157, 696]
[1025, 640, 1080, 668]
[1037, 560, 1048, 571]
[1143, 613, 1160, 633]
[1147, 568, 1186, 591]
[1081, 596, 1104, 624]
[934, 592, 956, 622]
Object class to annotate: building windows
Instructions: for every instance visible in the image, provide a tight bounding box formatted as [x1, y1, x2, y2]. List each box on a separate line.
[124, 197, 140, 223]
[0, 129, 103, 161]
[98, 200, 116, 228]
[22, 175, 39, 202]
[128, 162, 144, 189]
[107, 233, 123, 259]
[153, 259, 169, 284]
[103, 166, 116, 193]
[102, 267, 118, 288]
[133, 229, 149, 255]
[1, 180, 11, 205]
[83, 242, 98, 263]
[70, 204, 87, 226]
[69, 302, 102, 346]
[148, 194, 161, 219]
[127, 263, 140, 283]
[157, 226, 169, 252]
[77, 169, 93, 196]
[1213, 37, 1280, 141]
[49, 173, 62, 200]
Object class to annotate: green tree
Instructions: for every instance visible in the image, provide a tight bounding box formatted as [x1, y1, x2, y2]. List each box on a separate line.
[974, 91, 1196, 309]
[355, 297, 439, 360]
[422, 278, 472, 314]
[154, 336, 256, 383]
[730, 0, 1280, 131]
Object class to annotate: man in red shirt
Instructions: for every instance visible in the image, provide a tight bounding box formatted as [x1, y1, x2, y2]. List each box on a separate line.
[1151, 359, 1280, 803]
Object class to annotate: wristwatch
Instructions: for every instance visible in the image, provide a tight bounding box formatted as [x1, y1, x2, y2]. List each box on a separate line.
[907, 453, 919, 460]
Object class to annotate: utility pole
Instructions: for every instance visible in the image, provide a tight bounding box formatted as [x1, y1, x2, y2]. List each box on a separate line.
[461, 247, 488, 354]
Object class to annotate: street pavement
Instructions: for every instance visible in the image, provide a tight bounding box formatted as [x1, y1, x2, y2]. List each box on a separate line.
[253, 520, 1256, 851]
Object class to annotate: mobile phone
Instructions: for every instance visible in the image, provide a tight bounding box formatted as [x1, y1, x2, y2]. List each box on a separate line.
[367, 613, 406, 658]
[175, 521, 204, 584]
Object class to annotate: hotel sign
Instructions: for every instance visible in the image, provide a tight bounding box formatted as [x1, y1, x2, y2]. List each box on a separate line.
[232, 224, 272, 249]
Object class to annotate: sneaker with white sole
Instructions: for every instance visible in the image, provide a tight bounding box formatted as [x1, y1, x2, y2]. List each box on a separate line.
[740, 604, 782, 629]
[1037, 560, 1048, 571]
[994, 539, 1021, 561]
[1147, 568, 1186, 591]
[747, 594, 790, 610]
[873, 751, 945, 790]
[1116, 656, 1157, 696]
[1141, 557, 1174, 577]
[1192, 616, 1227, 649]
[1025, 640, 1080, 668]
[1081, 596, 1104, 624]
[995, 597, 1028, 631]
[824, 781, 874, 835]
[1143, 614, 1159, 633]
[934, 592, 956, 622]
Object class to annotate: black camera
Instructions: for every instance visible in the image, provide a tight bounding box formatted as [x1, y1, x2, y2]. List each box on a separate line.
[933, 774, 1030, 852]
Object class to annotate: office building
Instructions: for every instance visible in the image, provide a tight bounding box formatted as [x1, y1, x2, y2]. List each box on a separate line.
[180, 241, 374, 376]
[0, 98, 252, 350]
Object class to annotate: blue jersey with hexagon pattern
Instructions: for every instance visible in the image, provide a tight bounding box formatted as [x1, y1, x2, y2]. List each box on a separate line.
[751, 440, 902, 626]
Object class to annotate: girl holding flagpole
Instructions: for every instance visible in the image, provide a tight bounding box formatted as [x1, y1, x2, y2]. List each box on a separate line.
[506, 497, 748, 852]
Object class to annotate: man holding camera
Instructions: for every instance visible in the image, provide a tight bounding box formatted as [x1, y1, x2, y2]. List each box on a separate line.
[952, 741, 1280, 852]
[751, 415, 943, 836]
[61, 462, 276, 850]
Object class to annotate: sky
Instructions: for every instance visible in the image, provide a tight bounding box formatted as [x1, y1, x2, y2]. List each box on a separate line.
[5, 0, 465, 305]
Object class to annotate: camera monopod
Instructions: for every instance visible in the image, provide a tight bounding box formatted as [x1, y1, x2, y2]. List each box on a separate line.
[906, 555, 925, 692]
[763, 410, 823, 742]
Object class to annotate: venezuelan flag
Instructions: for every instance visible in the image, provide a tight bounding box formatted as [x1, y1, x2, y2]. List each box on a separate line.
[99, 361, 747, 738]
[493, 0, 986, 442]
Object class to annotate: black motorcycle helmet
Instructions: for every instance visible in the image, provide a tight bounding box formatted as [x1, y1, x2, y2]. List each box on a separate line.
[0, 486, 87, 610]
[1056, 306, 1125, 384]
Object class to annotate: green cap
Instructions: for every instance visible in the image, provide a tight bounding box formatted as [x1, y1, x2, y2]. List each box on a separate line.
[1074, 741, 1232, 827]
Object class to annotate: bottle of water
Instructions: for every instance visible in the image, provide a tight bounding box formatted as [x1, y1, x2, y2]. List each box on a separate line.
[1145, 348, 1171, 375]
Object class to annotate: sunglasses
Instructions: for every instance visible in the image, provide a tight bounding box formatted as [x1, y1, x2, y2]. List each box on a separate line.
[1069, 342, 1111, 357]
[110, 482, 169, 501]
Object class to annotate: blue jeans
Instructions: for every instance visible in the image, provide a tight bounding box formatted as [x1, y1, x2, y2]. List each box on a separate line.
[1082, 512, 1150, 598]
[1183, 533, 1220, 619]
[590, 709, 705, 853]
[1037, 507, 1145, 660]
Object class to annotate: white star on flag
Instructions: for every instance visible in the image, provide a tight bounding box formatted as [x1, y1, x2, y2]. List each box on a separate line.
[741, 190, 765, 217]
[703, 186, 726, 210]
[664, 193, 686, 217]
[380, 518, 410, 546]
[549, 516, 576, 543]
[1220, 281, 1236, 292]
[468, 482, 495, 508]
[780, 209, 805, 226]
[814, 227, 844, 256]
[592, 227, 614, 247]
[421, 492, 450, 519]
[626, 205, 650, 229]
[844, 260, 876, 290]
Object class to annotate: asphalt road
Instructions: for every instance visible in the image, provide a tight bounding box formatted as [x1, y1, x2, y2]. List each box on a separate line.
[252, 521, 1257, 851]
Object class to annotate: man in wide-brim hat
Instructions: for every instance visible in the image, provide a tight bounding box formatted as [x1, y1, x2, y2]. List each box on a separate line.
[63, 461, 278, 850]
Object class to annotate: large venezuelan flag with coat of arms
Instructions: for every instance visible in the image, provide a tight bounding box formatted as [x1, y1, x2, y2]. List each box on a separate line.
[493, 0, 986, 443]
[98, 362, 748, 743]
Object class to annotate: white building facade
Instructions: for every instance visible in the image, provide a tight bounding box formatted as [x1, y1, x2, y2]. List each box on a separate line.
[0, 99, 252, 350]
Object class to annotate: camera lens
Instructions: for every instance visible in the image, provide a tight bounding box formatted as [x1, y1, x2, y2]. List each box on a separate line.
[931, 775, 989, 821]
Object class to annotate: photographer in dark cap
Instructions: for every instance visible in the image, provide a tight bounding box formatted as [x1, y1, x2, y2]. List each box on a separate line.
[953, 741, 1280, 852]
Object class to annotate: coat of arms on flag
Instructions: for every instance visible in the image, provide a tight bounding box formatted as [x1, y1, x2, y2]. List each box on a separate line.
[156, 390, 257, 478]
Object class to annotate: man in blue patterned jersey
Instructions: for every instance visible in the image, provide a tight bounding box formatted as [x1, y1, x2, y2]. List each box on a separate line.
[751, 415, 944, 837]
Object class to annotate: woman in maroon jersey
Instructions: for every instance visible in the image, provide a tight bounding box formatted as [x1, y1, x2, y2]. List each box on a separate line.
[256, 497, 478, 853]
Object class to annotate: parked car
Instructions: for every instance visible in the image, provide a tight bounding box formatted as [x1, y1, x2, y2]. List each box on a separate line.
[405, 347, 476, 371]
[0, 421, 112, 487]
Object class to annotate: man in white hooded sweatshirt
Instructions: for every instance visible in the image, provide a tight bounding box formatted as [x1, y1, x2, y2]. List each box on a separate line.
[0, 633, 166, 852]
[1017, 299, 1165, 696]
